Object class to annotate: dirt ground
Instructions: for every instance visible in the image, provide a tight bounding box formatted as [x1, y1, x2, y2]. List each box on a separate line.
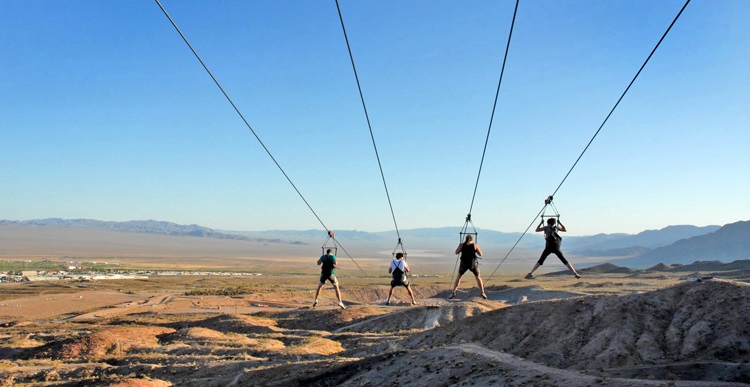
[0, 269, 748, 386]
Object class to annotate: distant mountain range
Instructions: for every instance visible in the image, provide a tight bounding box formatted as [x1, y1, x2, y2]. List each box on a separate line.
[2, 218, 747, 267]
[614, 220, 750, 267]
[565, 225, 721, 255]
[546, 259, 750, 277]
[0, 218, 303, 245]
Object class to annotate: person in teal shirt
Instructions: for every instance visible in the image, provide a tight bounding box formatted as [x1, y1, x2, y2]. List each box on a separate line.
[313, 249, 345, 309]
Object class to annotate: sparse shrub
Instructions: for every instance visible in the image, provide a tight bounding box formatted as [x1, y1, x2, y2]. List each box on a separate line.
[45, 370, 61, 381]
[185, 286, 253, 296]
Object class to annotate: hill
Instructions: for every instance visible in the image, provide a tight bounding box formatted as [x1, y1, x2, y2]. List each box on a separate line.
[1, 273, 748, 385]
[398, 280, 750, 383]
[546, 262, 640, 276]
[567, 224, 720, 257]
[617, 221, 750, 267]
[645, 260, 750, 274]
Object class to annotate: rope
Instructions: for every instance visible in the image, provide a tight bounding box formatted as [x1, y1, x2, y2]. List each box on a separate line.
[467, 0, 520, 216]
[486, 0, 691, 281]
[318, 232, 368, 277]
[550, 0, 691, 199]
[332, 236, 369, 278]
[486, 203, 545, 281]
[334, 0, 402, 242]
[154, 0, 370, 277]
[450, 0, 519, 289]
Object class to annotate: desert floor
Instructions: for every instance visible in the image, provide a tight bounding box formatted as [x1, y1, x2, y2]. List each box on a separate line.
[1, 267, 748, 386]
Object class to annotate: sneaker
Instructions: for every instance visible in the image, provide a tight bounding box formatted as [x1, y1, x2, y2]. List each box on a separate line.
[448, 293, 456, 299]
[338, 302, 346, 309]
[524, 273, 534, 279]
[411, 300, 418, 305]
[574, 273, 582, 279]
[481, 293, 488, 299]
[386, 299, 391, 305]
[312, 299, 318, 307]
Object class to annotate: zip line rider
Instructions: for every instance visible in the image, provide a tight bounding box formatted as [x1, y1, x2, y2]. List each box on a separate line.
[449, 235, 487, 299]
[386, 252, 417, 306]
[525, 217, 581, 279]
[313, 248, 346, 309]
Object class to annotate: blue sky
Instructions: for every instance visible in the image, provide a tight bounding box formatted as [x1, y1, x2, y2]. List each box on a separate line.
[1, 0, 748, 236]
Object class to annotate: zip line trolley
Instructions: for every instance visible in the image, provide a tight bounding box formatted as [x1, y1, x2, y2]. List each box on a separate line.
[321, 230, 338, 256]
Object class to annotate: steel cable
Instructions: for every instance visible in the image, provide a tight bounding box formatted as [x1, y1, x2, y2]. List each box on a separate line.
[335, 0, 403, 243]
[486, 0, 691, 281]
[154, 0, 369, 277]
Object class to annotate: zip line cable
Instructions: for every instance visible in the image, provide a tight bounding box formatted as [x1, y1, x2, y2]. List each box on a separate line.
[331, 235, 368, 276]
[486, 0, 691, 281]
[449, 0, 519, 290]
[550, 0, 691, 199]
[334, 0, 404, 249]
[485, 204, 545, 281]
[154, 0, 369, 277]
[467, 0, 520, 217]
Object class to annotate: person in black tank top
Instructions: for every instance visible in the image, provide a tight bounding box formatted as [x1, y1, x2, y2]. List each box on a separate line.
[460, 243, 477, 264]
[449, 235, 487, 299]
[524, 218, 581, 280]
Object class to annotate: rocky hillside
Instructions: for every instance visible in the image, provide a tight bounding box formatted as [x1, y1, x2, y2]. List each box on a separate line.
[400, 280, 750, 383]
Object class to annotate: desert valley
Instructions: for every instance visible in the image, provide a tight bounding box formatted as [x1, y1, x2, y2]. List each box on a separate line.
[1, 219, 749, 386]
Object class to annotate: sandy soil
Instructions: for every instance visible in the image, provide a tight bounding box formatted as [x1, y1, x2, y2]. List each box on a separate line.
[0, 269, 747, 386]
[0, 290, 144, 320]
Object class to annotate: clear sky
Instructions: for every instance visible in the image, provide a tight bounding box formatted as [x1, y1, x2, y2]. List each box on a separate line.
[1, 0, 748, 236]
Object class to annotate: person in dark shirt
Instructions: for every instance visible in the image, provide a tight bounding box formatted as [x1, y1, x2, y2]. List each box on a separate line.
[525, 217, 581, 279]
[313, 249, 345, 309]
[449, 235, 487, 299]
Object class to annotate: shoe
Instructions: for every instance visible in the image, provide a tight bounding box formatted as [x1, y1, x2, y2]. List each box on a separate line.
[574, 273, 582, 279]
[312, 299, 318, 307]
[524, 273, 534, 279]
[481, 293, 488, 299]
[386, 299, 390, 305]
[448, 293, 456, 300]
[338, 302, 346, 309]
[412, 300, 418, 305]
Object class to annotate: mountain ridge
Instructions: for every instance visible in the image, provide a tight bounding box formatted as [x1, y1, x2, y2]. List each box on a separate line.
[0, 218, 302, 245]
[616, 220, 750, 267]
[2, 219, 744, 264]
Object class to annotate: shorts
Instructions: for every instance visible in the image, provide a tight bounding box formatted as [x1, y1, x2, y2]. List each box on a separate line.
[458, 259, 479, 276]
[537, 245, 568, 266]
[390, 277, 410, 287]
[319, 273, 338, 286]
